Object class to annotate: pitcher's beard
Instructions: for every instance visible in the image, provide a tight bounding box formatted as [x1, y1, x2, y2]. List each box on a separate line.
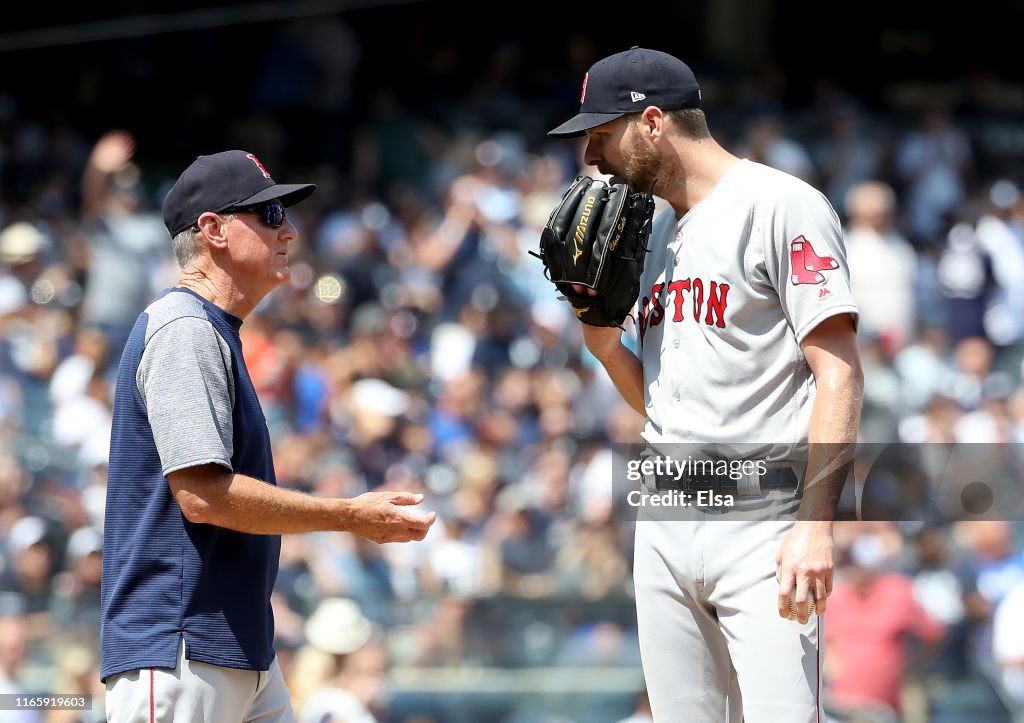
[622, 131, 661, 193]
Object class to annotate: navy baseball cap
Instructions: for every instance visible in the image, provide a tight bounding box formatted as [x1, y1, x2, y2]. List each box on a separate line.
[162, 150, 317, 237]
[548, 47, 702, 138]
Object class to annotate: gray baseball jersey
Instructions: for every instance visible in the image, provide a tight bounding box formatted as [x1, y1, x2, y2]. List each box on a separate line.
[632, 159, 859, 722]
[638, 159, 859, 456]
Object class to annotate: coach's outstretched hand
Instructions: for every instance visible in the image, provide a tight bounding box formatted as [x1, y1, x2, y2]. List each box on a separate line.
[346, 490, 437, 543]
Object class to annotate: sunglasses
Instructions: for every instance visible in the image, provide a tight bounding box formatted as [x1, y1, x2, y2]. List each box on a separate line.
[225, 201, 286, 229]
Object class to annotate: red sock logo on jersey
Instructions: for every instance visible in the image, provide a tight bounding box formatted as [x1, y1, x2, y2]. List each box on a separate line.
[790, 236, 839, 285]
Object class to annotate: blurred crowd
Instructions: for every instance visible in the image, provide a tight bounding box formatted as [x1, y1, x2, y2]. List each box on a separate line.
[2, 30, 1024, 723]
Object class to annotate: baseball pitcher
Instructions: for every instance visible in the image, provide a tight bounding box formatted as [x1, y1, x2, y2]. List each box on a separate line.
[539, 47, 863, 722]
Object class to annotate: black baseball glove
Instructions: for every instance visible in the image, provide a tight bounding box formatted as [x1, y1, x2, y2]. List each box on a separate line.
[534, 175, 655, 327]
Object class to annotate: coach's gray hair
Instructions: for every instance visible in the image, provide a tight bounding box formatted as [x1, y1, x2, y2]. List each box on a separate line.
[171, 227, 204, 269]
[171, 213, 235, 268]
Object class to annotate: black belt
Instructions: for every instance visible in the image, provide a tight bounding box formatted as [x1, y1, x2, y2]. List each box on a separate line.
[654, 466, 798, 496]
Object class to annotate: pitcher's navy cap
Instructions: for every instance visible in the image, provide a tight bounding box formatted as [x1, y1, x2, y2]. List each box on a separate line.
[549, 47, 701, 138]
[162, 150, 316, 237]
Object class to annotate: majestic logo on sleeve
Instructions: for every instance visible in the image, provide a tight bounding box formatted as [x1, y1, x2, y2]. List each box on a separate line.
[790, 236, 838, 285]
[639, 277, 730, 342]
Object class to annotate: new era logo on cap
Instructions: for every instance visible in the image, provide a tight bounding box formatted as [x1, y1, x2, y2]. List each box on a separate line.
[549, 47, 702, 138]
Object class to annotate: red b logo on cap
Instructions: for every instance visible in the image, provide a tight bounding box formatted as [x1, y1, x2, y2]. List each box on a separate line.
[246, 153, 271, 178]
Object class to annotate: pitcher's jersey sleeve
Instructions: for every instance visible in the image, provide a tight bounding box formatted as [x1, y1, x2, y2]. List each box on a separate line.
[762, 180, 859, 343]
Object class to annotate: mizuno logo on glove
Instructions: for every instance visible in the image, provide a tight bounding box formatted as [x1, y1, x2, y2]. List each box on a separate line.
[573, 195, 597, 264]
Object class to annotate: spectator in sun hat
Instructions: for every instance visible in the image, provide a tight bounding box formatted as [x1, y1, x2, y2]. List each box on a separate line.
[52, 525, 103, 631]
[299, 597, 381, 723]
[0, 221, 46, 318]
[1, 516, 55, 617]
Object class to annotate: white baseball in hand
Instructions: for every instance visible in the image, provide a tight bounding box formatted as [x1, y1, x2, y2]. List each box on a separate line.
[787, 586, 816, 621]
